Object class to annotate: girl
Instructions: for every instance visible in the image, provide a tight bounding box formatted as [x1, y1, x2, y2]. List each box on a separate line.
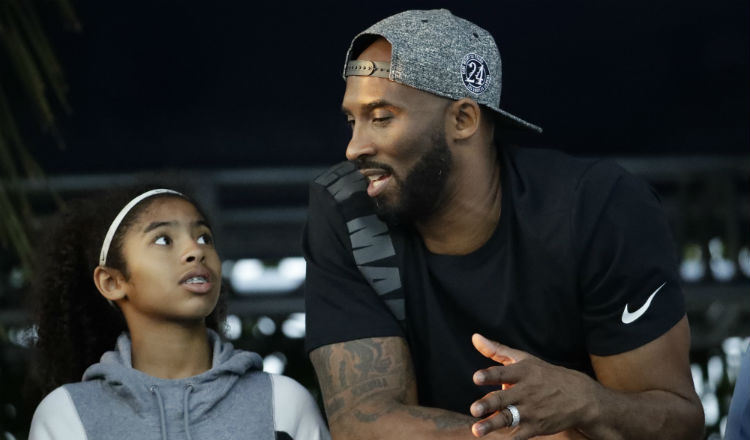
[28, 188, 330, 440]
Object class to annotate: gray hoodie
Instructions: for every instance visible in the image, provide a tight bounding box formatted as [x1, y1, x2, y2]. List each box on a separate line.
[30, 330, 330, 440]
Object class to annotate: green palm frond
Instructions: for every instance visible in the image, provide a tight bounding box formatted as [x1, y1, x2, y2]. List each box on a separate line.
[0, 0, 80, 274]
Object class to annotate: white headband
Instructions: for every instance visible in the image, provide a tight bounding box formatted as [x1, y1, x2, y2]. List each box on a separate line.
[98, 189, 184, 266]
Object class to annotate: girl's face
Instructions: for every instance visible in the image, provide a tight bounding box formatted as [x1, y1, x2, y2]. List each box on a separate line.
[117, 197, 221, 326]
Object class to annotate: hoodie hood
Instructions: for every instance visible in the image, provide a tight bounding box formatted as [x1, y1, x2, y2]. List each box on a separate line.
[81, 329, 263, 439]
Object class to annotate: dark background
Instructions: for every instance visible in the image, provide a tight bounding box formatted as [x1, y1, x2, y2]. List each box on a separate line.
[1, 2, 748, 439]
[24, 0, 750, 174]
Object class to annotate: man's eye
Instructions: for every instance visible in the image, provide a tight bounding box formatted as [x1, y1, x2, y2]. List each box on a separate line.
[346, 119, 355, 129]
[197, 234, 213, 245]
[154, 235, 171, 245]
[373, 116, 391, 125]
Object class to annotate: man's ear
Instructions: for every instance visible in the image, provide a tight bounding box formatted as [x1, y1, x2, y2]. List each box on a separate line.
[446, 98, 481, 141]
[93, 266, 127, 303]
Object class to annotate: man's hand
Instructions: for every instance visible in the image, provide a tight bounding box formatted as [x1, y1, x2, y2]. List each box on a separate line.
[468, 334, 594, 439]
[468, 317, 704, 440]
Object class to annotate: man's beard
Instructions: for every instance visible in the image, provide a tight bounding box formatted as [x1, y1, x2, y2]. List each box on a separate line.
[359, 130, 452, 226]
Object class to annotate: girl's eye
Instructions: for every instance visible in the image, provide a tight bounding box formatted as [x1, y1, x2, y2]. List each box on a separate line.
[197, 233, 213, 245]
[154, 235, 171, 246]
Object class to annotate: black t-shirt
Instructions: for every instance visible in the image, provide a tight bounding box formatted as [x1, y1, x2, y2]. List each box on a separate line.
[303, 146, 685, 415]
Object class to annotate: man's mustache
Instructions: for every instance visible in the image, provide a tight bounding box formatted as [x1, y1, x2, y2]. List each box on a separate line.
[354, 158, 395, 175]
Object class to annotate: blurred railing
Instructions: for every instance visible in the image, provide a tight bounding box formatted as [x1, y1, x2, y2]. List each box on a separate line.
[1, 155, 748, 438]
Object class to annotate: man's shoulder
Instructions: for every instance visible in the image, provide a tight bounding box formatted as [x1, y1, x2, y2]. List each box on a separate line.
[307, 161, 385, 232]
[310, 161, 367, 204]
[506, 145, 628, 188]
[503, 146, 649, 244]
[505, 146, 638, 208]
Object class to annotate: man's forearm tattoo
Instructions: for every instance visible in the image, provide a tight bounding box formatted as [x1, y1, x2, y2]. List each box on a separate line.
[406, 406, 475, 430]
[311, 338, 411, 421]
[346, 338, 392, 378]
[338, 360, 347, 388]
[352, 377, 388, 396]
[311, 338, 473, 430]
[313, 345, 337, 392]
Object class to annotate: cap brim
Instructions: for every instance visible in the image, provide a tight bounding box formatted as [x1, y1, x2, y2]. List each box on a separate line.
[494, 108, 543, 133]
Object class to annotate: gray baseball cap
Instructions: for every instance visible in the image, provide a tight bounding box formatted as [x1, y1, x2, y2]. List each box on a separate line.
[343, 9, 542, 133]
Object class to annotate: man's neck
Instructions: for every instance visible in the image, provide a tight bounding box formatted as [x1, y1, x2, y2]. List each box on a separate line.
[416, 145, 502, 255]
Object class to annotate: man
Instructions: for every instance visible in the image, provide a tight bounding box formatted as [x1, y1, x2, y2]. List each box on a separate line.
[303, 9, 703, 439]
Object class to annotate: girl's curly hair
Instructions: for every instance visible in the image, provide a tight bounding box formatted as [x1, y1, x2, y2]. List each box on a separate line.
[28, 187, 226, 399]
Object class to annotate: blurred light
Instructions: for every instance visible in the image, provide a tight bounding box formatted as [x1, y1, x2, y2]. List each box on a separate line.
[703, 392, 719, 426]
[738, 247, 750, 278]
[4, 431, 18, 440]
[254, 316, 276, 337]
[9, 267, 24, 289]
[224, 314, 242, 340]
[708, 237, 736, 282]
[230, 259, 264, 291]
[723, 337, 746, 384]
[230, 258, 305, 295]
[263, 352, 288, 374]
[723, 336, 745, 356]
[708, 237, 723, 257]
[679, 243, 705, 282]
[707, 355, 723, 390]
[8, 325, 37, 348]
[691, 363, 704, 397]
[278, 257, 306, 281]
[282, 313, 306, 339]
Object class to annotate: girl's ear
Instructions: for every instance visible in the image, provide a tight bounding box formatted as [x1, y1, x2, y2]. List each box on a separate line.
[93, 266, 127, 303]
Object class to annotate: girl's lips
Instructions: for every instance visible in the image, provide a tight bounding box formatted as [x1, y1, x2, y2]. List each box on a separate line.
[179, 268, 213, 294]
[182, 280, 213, 294]
[179, 269, 210, 284]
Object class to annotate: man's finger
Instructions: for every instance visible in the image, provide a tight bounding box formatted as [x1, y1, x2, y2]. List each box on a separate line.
[472, 333, 525, 364]
[509, 426, 535, 440]
[473, 363, 524, 386]
[470, 387, 521, 417]
[471, 407, 518, 438]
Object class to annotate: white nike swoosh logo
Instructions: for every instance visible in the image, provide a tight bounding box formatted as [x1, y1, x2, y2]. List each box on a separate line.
[621, 282, 667, 324]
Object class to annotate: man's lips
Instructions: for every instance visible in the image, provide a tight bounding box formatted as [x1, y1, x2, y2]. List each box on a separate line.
[360, 169, 393, 198]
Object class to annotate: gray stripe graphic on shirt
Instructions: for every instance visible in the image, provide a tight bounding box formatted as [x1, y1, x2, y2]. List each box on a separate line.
[347, 215, 395, 264]
[346, 214, 404, 317]
[358, 266, 402, 296]
[315, 162, 405, 321]
[315, 161, 365, 202]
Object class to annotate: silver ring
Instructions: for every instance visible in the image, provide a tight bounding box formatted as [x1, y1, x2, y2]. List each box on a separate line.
[506, 404, 520, 427]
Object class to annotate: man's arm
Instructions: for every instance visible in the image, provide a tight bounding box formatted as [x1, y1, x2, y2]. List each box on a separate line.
[583, 315, 704, 438]
[470, 316, 704, 439]
[310, 336, 503, 440]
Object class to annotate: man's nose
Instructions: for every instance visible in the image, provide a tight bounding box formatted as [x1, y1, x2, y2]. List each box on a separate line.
[345, 126, 376, 161]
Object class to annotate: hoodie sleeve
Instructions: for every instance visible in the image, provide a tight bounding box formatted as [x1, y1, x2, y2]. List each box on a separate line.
[29, 387, 87, 440]
[270, 374, 331, 440]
